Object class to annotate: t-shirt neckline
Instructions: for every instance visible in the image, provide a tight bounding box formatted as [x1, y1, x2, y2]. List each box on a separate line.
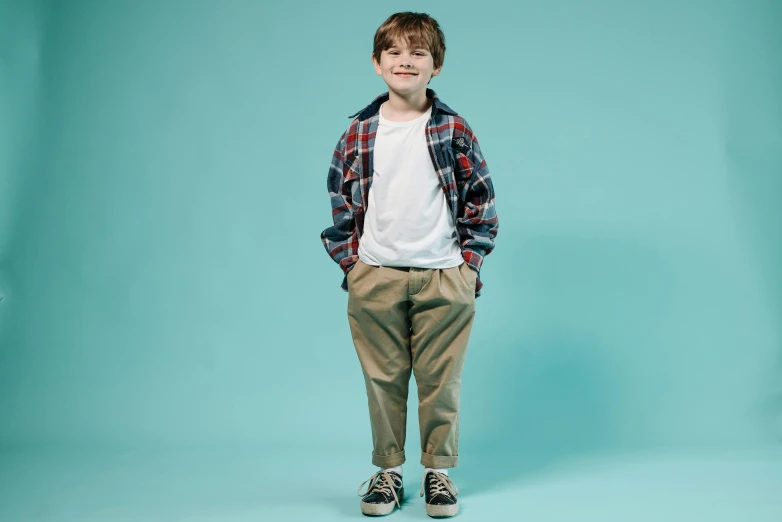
[379, 103, 432, 127]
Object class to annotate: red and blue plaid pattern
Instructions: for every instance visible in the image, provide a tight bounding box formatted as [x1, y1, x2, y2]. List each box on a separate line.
[321, 88, 498, 297]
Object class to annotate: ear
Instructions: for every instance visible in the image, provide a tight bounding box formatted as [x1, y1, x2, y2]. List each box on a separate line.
[431, 64, 443, 77]
[372, 53, 382, 75]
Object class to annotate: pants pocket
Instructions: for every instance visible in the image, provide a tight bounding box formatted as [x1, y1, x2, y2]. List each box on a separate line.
[455, 262, 476, 290]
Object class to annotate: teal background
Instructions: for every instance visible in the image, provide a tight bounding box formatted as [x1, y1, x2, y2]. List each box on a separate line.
[1, 0, 781, 520]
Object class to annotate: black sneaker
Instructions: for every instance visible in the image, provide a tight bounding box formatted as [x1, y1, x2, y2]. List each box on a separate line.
[357, 470, 404, 516]
[420, 470, 459, 518]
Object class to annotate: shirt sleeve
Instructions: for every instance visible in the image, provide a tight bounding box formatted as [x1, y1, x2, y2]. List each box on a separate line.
[320, 129, 360, 289]
[456, 121, 499, 277]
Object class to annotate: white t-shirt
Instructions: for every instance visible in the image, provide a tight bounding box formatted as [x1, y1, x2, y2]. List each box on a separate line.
[358, 103, 464, 268]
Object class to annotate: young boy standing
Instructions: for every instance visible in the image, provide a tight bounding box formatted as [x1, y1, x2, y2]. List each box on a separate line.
[320, 12, 498, 518]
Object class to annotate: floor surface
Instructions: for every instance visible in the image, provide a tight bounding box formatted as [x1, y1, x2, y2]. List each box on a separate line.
[1, 444, 780, 521]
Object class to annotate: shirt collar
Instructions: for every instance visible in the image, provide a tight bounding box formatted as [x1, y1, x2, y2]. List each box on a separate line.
[348, 88, 457, 120]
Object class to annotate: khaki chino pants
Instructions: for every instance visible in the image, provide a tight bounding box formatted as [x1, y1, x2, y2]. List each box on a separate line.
[346, 258, 477, 469]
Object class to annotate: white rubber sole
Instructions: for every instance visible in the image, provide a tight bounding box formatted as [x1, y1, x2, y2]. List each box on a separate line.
[361, 500, 398, 516]
[425, 500, 458, 518]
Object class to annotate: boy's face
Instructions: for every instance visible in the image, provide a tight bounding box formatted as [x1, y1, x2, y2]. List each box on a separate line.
[372, 39, 441, 96]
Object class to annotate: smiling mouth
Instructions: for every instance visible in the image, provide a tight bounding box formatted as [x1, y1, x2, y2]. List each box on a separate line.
[395, 73, 416, 77]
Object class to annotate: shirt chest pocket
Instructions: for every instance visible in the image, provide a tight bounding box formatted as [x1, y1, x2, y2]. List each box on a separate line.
[449, 138, 474, 197]
[344, 155, 363, 211]
[344, 155, 361, 181]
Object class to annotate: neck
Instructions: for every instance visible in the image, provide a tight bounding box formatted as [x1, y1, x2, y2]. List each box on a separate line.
[384, 88, 431, 115]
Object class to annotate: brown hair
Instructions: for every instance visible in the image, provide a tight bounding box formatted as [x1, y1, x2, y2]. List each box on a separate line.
[373, 12, 446, 77]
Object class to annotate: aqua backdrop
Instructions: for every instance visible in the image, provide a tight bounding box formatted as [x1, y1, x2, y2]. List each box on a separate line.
[1, 1, 781, 520]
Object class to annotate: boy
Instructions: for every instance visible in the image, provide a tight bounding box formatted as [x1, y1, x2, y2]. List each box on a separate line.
[320, 12, 498, 518]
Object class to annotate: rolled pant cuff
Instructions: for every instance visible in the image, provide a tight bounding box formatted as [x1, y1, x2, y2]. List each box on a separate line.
[372, 450, 406, 468]
[421, 452, 458, 469]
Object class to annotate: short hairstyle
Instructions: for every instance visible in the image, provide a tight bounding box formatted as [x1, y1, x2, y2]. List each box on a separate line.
[373, 12, 446, 72]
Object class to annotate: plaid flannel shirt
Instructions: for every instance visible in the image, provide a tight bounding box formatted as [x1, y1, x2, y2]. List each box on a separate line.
[320, 88, 498, 297]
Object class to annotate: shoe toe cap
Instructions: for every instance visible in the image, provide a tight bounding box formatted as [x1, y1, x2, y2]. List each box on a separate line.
[429, 494, 457, 506]
[362, 492, 386, 504]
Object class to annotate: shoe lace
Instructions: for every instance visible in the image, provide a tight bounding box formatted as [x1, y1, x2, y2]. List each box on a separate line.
[419, 471, 458, 500]
[357, 470, 403, 508]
